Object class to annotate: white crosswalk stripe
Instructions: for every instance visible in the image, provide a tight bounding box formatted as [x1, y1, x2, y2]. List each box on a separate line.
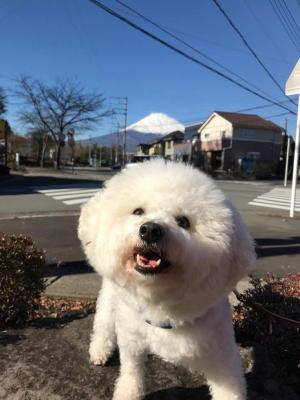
[249, 187, 300, 212]
[217, 180, 264, 186]
[31, 184, 101, 206]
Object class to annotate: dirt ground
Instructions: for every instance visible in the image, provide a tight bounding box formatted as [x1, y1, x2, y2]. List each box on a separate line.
[0, 314, 298, 400]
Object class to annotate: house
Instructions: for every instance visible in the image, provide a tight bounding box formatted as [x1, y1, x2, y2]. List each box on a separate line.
[136, 143, 151, 156]
[174, 122, 203, 164]
[198, 111, 283, 171]
[148, 139, 163, 157]
[161, 130, 184, 160]
[140, 130, 184, 160]
[184, 122, 203, 142]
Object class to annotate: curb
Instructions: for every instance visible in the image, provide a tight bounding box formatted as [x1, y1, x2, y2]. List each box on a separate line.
[0, 211, 80, 220]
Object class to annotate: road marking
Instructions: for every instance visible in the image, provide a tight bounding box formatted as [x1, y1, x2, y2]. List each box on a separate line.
[63, 198, 93, 205]
[31, 184, 101, 206]
[217, 180, 264, 185]
[53, 192, 99, 200]
[249, 187, 300, 213]
[43, 189, 99, 196]
[253, 198, 300, 206]
[255, 196, 300, 205]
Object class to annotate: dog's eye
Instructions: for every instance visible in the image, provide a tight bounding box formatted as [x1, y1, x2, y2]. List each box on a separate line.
[176, 216, 190, 229]
[133, 208, 145, 216]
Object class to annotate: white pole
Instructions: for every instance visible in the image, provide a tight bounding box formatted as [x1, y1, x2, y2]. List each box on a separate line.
[284, 136, 290, 187]
[290, 94, 300, 217]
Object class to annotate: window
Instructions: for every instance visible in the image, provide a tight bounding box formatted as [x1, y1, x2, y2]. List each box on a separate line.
[246, 152, 260, 160]
[242, 128, 256, 139]
[221, 130, 226, 138]
[167, 141, 171, 149]
[204, 133, 210, 139]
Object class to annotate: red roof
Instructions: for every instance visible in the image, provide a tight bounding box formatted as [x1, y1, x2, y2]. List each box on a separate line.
[215, 111, 283, 131]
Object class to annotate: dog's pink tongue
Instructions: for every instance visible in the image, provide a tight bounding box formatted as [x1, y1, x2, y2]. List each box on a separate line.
[139, 254, 160, 268]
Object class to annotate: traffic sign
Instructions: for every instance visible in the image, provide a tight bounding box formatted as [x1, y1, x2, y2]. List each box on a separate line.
[286, 58, 300, 96]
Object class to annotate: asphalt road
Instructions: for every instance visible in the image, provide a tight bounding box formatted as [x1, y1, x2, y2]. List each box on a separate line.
[0, 169, 299, 284]
[0, 169, 282, 216]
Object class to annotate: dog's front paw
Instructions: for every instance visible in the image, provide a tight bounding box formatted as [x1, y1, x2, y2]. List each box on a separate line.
[89, 340, 113, 366]
[112, 375, 143, 400]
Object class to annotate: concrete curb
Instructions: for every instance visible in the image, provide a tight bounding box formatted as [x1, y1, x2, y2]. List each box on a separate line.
[44, 268, 252, 306]
[0, 211, 80, 220]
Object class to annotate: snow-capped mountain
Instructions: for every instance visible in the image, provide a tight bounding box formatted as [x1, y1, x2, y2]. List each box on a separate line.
[126, 113, 184, 135]
[81, 113, 184, 152]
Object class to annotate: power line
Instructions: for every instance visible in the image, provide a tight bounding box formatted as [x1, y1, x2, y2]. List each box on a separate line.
[235, 99, 293, 113]
[275, 0, 300, 46]
[281, 0, 300, 39]
[87, 0, 297, 116]
[261, 111, 290, 119]
[243, 0, 290, 64]
[114, 0, 281, 104]
[269, 0, 300, 53]
[211, 0, 297, 106]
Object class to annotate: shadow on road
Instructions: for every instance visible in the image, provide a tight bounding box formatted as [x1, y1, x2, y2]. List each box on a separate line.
[255, 236, 300, 258]
[29, 309, 94, 330]
[0, 174, 103, 196]
[0, 332, 26, 347]
[44, 260, 93, 278]
[145, 386, 210, 400]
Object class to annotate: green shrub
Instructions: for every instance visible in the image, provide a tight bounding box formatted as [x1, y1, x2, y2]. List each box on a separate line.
[0, 233, 46, 327]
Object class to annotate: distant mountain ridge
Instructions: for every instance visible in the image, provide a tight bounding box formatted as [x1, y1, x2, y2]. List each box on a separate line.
[80, 113, 184, 152]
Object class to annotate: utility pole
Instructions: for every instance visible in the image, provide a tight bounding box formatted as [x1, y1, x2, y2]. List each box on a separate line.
[110, 96, 128, 166]
[88, 135, 92, 166]
[284, 136, 290, 187]
[123, 97, 128, 166]
[4, 121, 8, 167]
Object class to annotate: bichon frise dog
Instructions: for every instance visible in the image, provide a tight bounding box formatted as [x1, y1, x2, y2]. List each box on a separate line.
[78, 160, 255, 400]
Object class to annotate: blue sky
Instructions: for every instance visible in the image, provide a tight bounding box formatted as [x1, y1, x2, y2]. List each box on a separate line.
[1, 0, 299, 138]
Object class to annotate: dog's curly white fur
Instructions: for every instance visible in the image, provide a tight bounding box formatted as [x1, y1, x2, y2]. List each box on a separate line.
[78, 160, 255, 400]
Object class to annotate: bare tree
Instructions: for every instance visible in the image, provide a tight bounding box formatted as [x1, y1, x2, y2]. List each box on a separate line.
[27, 128, 54, 167]
[14, 76, 109, 169]
[0, 87, 7, 115]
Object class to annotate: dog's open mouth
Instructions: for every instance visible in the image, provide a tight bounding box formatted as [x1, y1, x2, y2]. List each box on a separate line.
[134, 249, 170, 275]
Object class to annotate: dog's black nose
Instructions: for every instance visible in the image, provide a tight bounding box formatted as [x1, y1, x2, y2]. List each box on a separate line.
[139, 222, 164, 243]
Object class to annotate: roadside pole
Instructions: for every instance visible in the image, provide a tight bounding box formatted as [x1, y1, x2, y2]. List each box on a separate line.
[110, 96, 128, 167]
[290, 97, 300, 217]
[123, 97, 128, 166]
[4, 121, 8, 166]
[284, 136, 290, 187]
[285, 58, 300, 218]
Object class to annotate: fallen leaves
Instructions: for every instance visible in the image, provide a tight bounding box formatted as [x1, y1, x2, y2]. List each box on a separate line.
[32, 296, 96, 321]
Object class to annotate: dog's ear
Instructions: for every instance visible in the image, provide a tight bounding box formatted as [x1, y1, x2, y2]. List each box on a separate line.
[229, 208, 256, 285]
[78, 191, 103, 263]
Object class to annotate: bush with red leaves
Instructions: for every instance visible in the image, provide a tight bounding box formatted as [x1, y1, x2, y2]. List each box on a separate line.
[233, 273, 300, 394]
[0, 233, 45, 327]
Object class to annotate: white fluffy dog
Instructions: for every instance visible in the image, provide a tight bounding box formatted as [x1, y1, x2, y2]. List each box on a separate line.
[78, 160, 255, 400]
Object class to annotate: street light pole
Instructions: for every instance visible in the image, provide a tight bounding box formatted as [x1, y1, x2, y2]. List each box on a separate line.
[285, 58, 300, 218]
[290, 95, 300, 217]
[123, 97, 128, 166]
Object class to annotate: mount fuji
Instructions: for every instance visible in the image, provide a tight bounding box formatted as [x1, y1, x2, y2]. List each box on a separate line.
[81, 113, 184, 152]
